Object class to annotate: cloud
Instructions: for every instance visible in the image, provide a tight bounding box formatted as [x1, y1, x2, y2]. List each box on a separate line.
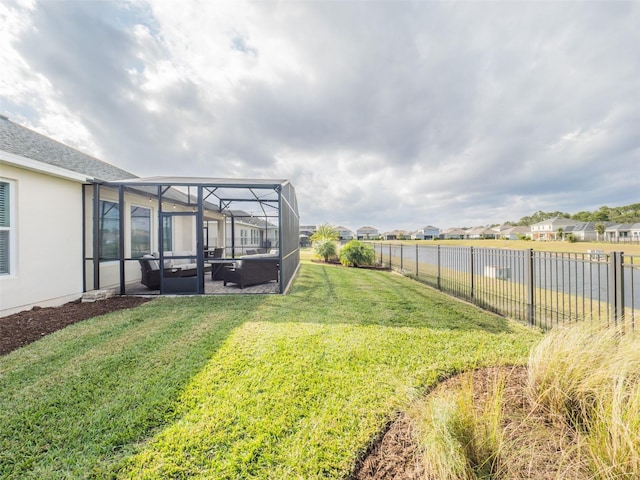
[1, 0, 639, 232]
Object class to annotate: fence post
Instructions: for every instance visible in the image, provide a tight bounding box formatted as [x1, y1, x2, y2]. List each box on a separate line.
[400, 243, 404, 271]
[389, 243, 392, 269]
[525, 248, 535, 327]
[470, 246, 475, 300]
[609, 251, 625, 326]
[437, 245, 441, 290]
[416, 244, 419, 277]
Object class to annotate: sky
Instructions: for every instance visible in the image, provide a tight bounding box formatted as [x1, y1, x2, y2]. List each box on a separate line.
[1, 0, 639, 232]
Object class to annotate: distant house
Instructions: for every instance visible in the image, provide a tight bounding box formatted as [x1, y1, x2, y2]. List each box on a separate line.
[440, 228, 466, 240]
[383, 229, 407, 240]
[299, 224, 316, 247]
[530, 217, 581, 241]
[299, 225, 316, 236]
[411, 225, 440, 240]
[356, 226, 379, 240]
[335, 226, 354, 241]
[562, 222, 601, 242]
[498, 225, 531, 240]
[465, 226, 497, 239]
[604, 223, 640, 242]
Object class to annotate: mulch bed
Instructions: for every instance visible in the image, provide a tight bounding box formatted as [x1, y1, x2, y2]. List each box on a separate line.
[0, 296, 152, 355]
[352, 414, 424, 480]
[310, 259, 390, 270]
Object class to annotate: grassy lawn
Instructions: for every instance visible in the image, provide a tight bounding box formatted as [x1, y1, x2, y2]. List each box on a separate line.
[0, 258, 541, 479]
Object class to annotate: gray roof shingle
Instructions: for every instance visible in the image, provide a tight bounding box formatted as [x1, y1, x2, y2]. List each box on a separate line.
[0, 115, 136, 181]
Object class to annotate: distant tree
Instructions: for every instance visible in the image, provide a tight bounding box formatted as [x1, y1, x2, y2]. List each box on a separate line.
[595, 223, 606, 241]
[557, 227, 564, 240]
[511, 203, 640, 228]
[310, 224, 339, 243]
[517, 210, 570, 226]
[592, 207, 609, 222]
[571, 211, 592, 222]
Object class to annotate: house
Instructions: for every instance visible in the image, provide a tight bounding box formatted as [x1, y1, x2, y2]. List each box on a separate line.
[464, 226, 498, 239]
[440, 228, 467, 240]
[604, 223, 640, 242]
[411, 225, 440, 240]
[498, 225, 531, 240]
[299, 225, 316, 237]
[0, 116, 299, 316]
[356, 226, 379, 240]
[0, 115, 140, 315]
[335, 226, 354, 241]
[298, 224, 316, 247]
[225, 211, 279, 255]
[383, 229, 408, 240]
[562, 222, 601, 242]
[530, 217, 582, 241]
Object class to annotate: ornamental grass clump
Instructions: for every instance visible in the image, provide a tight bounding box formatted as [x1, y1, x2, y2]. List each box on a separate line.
[338, 240, 375, 267]
[527, 322, 640, 479]
[410, 369, 507, 480]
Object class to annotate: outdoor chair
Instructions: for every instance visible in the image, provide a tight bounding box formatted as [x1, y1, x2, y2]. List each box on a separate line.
[139, 255, 180, 289]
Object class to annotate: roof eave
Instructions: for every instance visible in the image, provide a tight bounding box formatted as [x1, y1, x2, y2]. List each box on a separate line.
[0, 149, 93, 183]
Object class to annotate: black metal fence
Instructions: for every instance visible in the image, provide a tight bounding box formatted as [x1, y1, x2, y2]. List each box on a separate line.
[372, 243, 638, 331]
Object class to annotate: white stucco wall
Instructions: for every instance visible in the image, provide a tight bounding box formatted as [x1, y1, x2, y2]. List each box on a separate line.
[1, 163, 85, 316]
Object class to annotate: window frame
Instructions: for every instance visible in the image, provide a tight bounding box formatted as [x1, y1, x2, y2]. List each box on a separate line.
[0, 179, 16, 276]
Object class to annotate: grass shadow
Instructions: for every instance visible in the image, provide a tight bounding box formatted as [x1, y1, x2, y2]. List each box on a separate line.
[0, 294, 269, 478]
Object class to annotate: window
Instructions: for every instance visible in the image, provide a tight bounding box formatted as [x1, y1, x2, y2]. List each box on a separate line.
[240, 229, 248, 245]
[0, 181, 13, 275]
[99, 200, 119, 260]
[131, 206, 151, 258]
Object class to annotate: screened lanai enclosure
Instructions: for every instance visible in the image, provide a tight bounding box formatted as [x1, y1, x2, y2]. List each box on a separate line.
[82, 177, 299, 296]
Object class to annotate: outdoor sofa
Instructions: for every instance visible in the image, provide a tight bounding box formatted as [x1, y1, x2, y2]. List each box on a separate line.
[223, 253, 279, 289]
[138, 251, 212, 289]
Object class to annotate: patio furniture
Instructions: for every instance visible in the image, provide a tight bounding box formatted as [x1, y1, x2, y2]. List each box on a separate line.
[205, 247, 224, 258]
[223, 255, 279, 289]
[139, 255, 180, 289]
[138, 253, 212, 289]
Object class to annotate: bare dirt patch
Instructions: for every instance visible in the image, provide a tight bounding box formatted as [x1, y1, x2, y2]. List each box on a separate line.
[354, 366, 583, 480]
[0, 296, 152, 356]
[352, 413, 424, 480]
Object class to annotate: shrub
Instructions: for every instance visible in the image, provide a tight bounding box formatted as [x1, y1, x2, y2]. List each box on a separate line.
[566, 233, 577, 243]
[339, 240, 375, 267]
[314, 240, 337, 262]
